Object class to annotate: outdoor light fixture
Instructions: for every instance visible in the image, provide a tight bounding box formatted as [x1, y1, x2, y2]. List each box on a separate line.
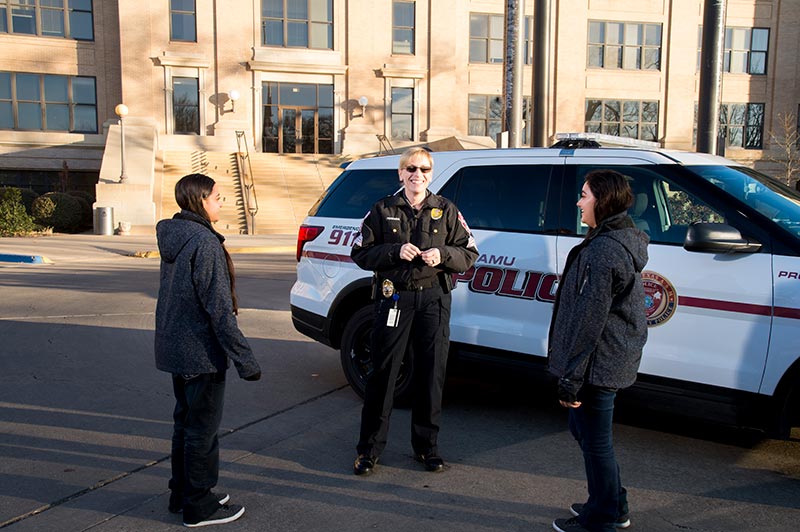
[114, 103, 129, 183]
[224, 89, 240, 113]
[353, 96, 368, 118]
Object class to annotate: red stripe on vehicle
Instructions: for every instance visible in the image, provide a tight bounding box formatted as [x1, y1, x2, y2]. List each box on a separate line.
[679, 296, 772, 317]
[303, 250, 355, 262]
[774, 306, 800, 320]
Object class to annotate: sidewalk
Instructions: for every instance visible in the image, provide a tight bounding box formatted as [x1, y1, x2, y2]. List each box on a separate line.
[0, 233, 297, 264]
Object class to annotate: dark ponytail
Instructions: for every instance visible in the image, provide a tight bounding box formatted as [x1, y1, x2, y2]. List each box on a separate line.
[174, 173, 240, 314]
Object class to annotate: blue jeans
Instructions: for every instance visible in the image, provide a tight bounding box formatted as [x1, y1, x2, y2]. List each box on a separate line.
[568, 385, 628, 532]
[170, 372, 226, 522]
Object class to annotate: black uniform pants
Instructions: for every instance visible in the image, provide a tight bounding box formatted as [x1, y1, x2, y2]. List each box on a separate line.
[357, 285, 451, 458]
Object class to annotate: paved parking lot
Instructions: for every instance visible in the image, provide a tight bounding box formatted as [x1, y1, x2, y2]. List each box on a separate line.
[0, 235, 798, 531]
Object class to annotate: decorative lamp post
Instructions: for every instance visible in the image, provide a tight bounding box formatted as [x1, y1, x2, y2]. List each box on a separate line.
[115, 104, 129, 183]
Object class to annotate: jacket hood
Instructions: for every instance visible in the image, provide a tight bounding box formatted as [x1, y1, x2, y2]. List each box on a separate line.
[156, 210, 224, 263]
[591, 212, 649, 272]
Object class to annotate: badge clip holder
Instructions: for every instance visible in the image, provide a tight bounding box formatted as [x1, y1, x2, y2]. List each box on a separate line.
[387, 293, 400, 327]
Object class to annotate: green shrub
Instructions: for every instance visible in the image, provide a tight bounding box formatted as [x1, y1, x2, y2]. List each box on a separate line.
[67, 190, 95, 229]
[72, 196, 92, 228]
[33, 192, 83, 233]
[67, 189, 95, 204]
[16, 188, 39, 215]
[0, 188, 38, 236]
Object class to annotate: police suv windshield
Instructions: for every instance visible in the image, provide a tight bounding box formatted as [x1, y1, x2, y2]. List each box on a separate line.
[690, 165, 800, 237]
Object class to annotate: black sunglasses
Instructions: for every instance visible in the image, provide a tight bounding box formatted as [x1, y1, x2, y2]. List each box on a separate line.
[405, 165, 432, 174]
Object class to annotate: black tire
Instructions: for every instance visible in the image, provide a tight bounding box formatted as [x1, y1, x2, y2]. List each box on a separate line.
[774, 382, 800, 440]
[339, 305, 413, 404]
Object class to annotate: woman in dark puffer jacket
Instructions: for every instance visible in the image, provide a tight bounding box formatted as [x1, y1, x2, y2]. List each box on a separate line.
[549, 169, 649, 532]
[155, 173, 261, 528]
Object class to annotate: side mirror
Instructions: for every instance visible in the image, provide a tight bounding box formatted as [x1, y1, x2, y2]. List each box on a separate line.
[684, 222, 762, 254]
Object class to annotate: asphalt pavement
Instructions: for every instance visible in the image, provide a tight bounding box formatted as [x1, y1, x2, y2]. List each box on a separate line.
[1, 233, 799, 532]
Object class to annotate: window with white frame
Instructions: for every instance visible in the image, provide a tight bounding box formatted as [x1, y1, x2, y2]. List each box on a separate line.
[585, 99, 659, 141]
[261, 0, 332, 49]
[391, 87, 413, 140]
[392, 0, 414, 54]
[170, 0, 196, 42]
[588, 21, 661, 70]
[173, 77, 199, 135]
[468, 94, 502, 139]
[469, 13, 503, 63]
[0, 71, 97, 132]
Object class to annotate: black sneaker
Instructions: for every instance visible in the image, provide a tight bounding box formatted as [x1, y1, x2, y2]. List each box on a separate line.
[183, 504, 244, 528]
[169, 492, 230, 514]
[552, 517, 591, 532]
[569, 503, 631, 528]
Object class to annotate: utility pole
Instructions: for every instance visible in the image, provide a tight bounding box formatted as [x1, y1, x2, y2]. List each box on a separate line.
[696, 0, 727, 155]
[532, 0, 549, 147]
[503, 0, 524, 148]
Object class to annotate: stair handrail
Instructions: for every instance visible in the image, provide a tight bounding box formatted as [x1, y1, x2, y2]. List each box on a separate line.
[235, 131, 258, 234]
[376, 134, 396, 155]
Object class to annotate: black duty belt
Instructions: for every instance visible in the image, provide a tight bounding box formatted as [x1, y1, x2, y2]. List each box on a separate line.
[382, 277, 440, 291]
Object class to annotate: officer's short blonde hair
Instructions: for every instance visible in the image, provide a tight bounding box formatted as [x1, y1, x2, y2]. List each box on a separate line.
[398, 147, 433, 171]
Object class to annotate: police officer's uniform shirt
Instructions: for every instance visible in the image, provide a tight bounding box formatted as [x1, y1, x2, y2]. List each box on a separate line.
[351, 190, 478, 289]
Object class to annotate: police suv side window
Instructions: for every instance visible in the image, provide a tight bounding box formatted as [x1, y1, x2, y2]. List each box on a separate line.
[438, 165, 556, 233]
[310, 169, 401, 218]
[572, 165, 726, 245]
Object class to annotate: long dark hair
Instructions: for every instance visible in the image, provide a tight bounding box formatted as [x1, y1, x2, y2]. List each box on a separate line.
[174, 173, 240, 314]
[584, 169, 634, 227]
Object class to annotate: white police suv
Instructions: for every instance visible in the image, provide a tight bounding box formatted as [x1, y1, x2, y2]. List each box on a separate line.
[290, 136, 800, 437]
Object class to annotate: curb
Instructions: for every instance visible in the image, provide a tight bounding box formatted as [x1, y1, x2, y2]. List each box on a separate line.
[129, 245, 296, 259]
[0, 254, 53, 264]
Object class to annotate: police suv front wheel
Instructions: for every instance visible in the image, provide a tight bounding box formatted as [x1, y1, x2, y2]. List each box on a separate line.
[340, 306, 414, 405]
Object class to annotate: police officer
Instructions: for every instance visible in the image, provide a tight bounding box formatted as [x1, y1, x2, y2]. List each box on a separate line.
[350, 147, 478, 476]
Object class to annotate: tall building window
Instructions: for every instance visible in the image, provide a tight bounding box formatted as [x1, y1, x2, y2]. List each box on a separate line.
[392, 0, 414, 54]
[173, 77, 199, 135]
[725, 27, 769, 74]
[588, 21, 661, 70]
[468, 94, 502, 139]
[468, 94, 531, 142]
[170, 0, 196, 42]
[523, 16, 533, 65]
[0, 0, 94, 40]
[697, 27, 769, 74]
[720, 103, 764, 149]
[391, 87, 413, 140]
[469, 13, 503, 63]
[0, 71, 97, 132]
[585, 99, 659, 141]
[261, 0, 332, 49]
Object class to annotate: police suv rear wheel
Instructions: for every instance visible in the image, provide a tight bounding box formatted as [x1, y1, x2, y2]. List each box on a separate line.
[340, 306, 414, 404]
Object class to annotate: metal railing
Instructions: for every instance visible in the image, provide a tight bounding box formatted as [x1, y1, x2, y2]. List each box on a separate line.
[376, 134, 396, 155]
[235, 131, 259, 234]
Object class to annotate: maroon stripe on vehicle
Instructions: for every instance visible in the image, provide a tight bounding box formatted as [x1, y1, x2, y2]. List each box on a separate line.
[303, 250, 355, 262]
[774, 306, 800, 320]
[678, 296, 773, 317]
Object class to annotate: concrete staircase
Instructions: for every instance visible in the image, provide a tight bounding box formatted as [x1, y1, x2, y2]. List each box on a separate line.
[161, 150, 246, 234]
[159, 150, 348, 235]
[245, 152, 346, 234]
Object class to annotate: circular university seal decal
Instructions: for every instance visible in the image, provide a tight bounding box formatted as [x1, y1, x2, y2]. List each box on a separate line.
[642, 270, 678, 327]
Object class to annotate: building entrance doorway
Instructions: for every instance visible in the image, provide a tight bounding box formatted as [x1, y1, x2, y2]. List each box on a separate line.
[281, 107, 317, 154]
[263, 82, 334, 154]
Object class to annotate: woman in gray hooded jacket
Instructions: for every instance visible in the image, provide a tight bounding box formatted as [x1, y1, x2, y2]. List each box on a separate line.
[549, 169, 649, 532]
[155, 173, 261, 528]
